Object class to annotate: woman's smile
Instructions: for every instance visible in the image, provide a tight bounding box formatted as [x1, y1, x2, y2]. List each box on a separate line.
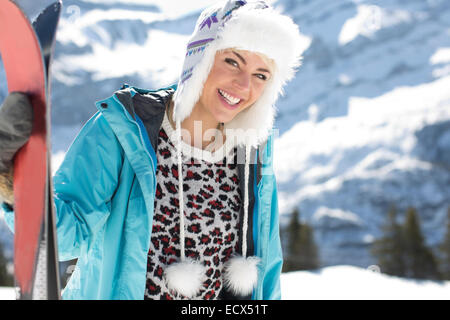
[217, 88, 242, 109]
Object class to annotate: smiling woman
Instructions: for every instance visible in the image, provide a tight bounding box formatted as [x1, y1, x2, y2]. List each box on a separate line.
[174, 49, 274, 151]
[159, 0, 303, 300]
[0, 0, 303, 300]
[202, 49, 273, 116]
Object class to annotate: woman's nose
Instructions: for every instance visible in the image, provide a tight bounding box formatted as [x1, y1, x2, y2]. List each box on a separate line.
[232, 71, 250, 91]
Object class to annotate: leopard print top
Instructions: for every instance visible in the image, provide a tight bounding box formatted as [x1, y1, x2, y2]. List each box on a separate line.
[144, 110, 241, 300]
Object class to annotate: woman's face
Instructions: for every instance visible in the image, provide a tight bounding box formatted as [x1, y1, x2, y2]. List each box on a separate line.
[196, 49, 272, 124]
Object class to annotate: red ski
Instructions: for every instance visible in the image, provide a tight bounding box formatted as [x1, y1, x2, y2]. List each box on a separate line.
[0, 0, 61, 299]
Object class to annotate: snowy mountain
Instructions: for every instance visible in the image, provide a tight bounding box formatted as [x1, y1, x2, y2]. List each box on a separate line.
[274, 0, 450, 267]
[1, 0, 450, 270]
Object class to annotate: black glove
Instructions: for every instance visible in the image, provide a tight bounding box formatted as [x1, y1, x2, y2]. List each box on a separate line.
[0, 92, 33, 172]
[0, 92, 33, 206]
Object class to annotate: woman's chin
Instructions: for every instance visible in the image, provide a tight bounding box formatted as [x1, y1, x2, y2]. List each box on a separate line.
[215, 114, 236, 125]
[210, 100, 249, 124]
[211, 110, 235, 125]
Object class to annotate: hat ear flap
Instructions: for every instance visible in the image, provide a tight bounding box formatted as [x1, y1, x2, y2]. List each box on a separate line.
[172, 41, 219, 124]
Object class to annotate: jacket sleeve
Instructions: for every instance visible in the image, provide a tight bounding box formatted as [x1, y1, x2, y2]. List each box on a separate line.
[1, 111, 124, 261]
[260, 133, 283, 300]
[263, 177, 282, 300]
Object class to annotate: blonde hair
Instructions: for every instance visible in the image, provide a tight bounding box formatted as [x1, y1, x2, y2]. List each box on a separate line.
[254, 51, 275, 74]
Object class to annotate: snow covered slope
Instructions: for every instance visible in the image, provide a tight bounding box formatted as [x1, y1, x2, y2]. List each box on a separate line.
[281, 265, 450, 300]
[276, 75, 450, 266]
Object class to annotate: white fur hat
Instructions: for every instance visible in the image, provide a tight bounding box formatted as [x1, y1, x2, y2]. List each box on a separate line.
[172, 0, 303, 148]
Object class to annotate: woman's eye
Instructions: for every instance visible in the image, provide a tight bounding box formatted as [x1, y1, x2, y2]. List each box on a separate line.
[225, 58, 239, 68]
[255, 74, 268, 81]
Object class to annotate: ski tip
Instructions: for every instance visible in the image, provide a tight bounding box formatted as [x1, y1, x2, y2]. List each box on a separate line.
[32, 1, 62, 29]
[53, 1, 62, 12]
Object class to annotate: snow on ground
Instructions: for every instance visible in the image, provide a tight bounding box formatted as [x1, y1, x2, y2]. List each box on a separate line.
[0, 287, 14, 300]
[1, 265, 448, 300]
[281, 265, 450, 300]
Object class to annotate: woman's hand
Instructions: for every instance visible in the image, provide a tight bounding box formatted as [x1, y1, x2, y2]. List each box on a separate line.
[0, 92, 33, 205]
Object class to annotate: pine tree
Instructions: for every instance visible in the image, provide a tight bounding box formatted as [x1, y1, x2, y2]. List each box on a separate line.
[297, 222, 319, 270]
[282, 208, 300, 272]
[283, 208, 319, 272]
[0, 241, 13, 287]
[371, 205, 406, 277]
[402, 207, 441, 280]
[438, 206, 450, 280]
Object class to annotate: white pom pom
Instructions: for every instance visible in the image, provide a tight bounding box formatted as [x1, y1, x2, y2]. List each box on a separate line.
[223, 255, 260, 296]
[164, 259, 206, 298]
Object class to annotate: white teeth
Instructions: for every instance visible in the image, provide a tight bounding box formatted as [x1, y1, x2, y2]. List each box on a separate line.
[219, 89, 240, 105]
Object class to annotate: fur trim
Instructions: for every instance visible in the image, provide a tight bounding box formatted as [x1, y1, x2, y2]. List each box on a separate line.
[223, 255, 260, 296]
[173, 0, 303, 148]
[164, 259, 206, 298]
[0, 168, 14, 206]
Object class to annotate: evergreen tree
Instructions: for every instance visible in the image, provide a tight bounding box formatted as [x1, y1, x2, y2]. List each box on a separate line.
[283, 208, 319, 272]
[402, 207, 441, 280]
[371, 205, 406, 277]
[282, 207, 301, 272]
[296, 222, 319, 270]
[438, 206, 450, 280]
[0, 241, 13, 287]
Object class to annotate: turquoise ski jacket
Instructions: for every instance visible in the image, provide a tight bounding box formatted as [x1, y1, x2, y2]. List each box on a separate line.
[2, 85, 283, 300]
